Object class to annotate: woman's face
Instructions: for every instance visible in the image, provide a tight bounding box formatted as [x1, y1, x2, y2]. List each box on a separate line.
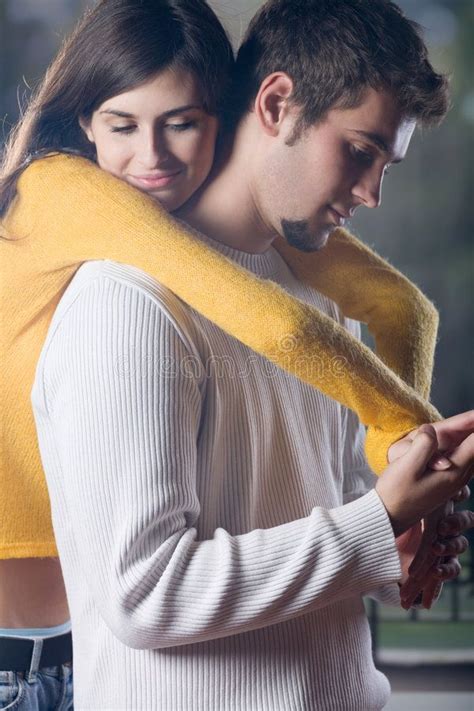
[80, 67, 218, 211]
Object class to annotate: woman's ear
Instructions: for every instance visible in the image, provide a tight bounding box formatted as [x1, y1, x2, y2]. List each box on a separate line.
[253, 72, 294, 137]
[79, 116, 94, 143]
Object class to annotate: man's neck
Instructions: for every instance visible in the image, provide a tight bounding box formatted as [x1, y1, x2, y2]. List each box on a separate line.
[177, 125, 276, 255]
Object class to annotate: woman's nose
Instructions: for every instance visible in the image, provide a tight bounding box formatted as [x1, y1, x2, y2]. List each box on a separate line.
[138, 129, 169, 167]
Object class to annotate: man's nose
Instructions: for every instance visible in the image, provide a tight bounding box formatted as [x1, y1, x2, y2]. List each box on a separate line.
[353, 169, 384, 209]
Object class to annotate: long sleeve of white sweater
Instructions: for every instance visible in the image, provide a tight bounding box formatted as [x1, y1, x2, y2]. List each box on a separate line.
[33, 243, 401, 710]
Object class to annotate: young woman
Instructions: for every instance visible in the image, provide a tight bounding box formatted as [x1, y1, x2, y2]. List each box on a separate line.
[0, 1, 232, 708]
[0, 0, 464, 706]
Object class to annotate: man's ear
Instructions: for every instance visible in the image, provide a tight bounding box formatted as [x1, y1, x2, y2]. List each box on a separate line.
[79, 116, 94, 143]
[254, 72, 295, 137]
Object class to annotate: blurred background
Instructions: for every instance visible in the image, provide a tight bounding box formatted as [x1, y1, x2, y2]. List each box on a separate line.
[1, 1, 473, 707]
[1, 0, 472, 416]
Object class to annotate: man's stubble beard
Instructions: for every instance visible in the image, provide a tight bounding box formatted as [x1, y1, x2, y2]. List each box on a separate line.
[281, 218, 333, 253]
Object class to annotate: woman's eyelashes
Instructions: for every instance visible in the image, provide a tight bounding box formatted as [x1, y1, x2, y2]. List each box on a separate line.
[110, 125, 136, 134]
[110, 120, 197, 135]
[167, 120, 197, 132]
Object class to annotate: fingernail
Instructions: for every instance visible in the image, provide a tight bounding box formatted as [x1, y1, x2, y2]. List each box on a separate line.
[432, 456, 452, 469]
[436, 567, 444, 576]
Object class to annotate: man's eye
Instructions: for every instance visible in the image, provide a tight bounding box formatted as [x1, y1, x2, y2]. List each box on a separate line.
[166, 121, 197, 132]
[110, 125, 136, 134]
[351, 146, 375, 165]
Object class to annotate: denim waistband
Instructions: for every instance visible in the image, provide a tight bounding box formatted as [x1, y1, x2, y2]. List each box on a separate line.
[0, 620, 71, 639]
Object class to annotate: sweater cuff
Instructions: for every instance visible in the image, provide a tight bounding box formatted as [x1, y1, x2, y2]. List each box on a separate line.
[366, 583, 402, 607]
[331, 488, 402, 592]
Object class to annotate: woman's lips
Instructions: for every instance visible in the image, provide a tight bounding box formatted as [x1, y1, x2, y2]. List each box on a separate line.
[128, 171, 182, 190]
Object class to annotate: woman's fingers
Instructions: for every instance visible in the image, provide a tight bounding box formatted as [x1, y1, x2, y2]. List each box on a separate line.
[430, 410, 474, 451]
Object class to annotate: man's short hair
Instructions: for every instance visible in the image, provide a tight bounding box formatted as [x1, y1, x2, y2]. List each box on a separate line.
[228, 0, 450, 135]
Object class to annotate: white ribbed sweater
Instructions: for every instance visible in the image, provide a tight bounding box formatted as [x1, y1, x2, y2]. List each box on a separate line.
[32, 233, 402, 711]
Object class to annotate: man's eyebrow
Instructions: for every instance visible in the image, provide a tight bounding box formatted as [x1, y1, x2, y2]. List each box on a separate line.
[350, 129, 403, 163]
[99, 104, 203, 120]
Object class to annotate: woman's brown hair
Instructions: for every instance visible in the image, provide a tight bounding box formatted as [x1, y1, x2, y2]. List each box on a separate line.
[0, 0, 234, 215]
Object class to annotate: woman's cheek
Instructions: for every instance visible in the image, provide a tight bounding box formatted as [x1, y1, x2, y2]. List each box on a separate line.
[97, 144, 131, 177]
[174, 133, 210, 173]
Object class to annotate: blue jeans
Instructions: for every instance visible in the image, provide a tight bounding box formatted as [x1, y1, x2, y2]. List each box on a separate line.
[0, 664, 73, 710]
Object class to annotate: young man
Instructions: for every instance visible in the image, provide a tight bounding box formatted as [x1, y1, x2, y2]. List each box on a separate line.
[31, 1, 473, 709]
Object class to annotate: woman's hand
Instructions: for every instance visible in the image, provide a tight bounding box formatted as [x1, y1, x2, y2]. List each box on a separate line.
[388, 409, 474, 469]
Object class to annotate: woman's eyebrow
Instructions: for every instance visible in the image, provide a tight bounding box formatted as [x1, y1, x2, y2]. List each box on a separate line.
[99, 109, 134, 118]
[99, 105, 203, 119]
[161, 105, 203, 118]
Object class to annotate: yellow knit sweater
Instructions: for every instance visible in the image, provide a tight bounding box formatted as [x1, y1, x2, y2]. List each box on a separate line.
[0, 154, 440, 558]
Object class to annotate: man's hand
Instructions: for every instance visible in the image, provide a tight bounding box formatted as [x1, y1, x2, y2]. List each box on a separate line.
[375, 424, 473, 539]
[399, 489, 473, 609]
[385, 411, 474, 608]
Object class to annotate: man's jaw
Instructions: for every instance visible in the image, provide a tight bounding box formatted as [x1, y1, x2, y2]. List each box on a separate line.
[281, 218, 333, 252]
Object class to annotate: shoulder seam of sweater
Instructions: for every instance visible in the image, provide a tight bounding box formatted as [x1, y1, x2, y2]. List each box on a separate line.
[53, 261, 201, 359]
[38, 263, 203, 415]
[97, 260, 203, 362]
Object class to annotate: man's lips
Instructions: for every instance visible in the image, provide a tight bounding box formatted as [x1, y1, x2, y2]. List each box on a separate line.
[328, 206, 348, 226]
[128, 171, 182, 189]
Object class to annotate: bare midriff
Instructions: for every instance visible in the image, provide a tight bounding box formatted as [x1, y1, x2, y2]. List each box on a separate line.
[0, 558, 70, 628]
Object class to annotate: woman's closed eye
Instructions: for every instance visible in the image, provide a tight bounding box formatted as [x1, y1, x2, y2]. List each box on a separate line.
[110, 120, 197, 135]
[110, 124, 136, 134]
[166, 120, 198, 132]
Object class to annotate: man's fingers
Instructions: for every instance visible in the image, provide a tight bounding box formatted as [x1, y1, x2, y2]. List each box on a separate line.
[400, 576, 423, 609]
[401, 556, 462, 610]
[408, 549, 438, 581]
[433, 535, 468, 556]
[451, 485, 470, 503]
[388, 438, 412, 463]
[409, 506, 451, 580]
[433, 557, 461, 581]
[421, 577, 443, 610]
[438, 510, 474, 537]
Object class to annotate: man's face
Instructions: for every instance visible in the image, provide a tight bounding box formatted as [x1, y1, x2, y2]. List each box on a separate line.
[257, 88, 416, 252]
